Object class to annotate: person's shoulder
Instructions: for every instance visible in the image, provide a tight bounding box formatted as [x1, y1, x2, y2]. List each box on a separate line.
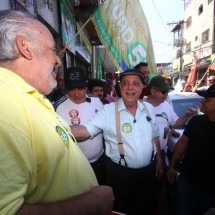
[140, 100, 154, 110]
[87, 95, 100, 103]
[105, 94, 117, 102]
[54, 95, 68, 110]
[197, 86, 209, 91]
[162, 101, 173, 108]
[87, 93, 97, 98]
[86, 96, 103, 108]
[103, 100, 115, 110]
[188, 114, 207, 125]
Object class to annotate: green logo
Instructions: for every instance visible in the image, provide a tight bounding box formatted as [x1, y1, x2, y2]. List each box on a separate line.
[56, 126, 69, 145]
[161, 112, 168, 120]
[127, 42, 147, 67]
[122, 123, 132, 134]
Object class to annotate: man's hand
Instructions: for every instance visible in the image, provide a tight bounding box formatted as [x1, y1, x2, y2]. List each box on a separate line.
[70, 125, 91, 140]
[170, 129, 180, 138]
[89, 186, 115, 215]
[167, 166, 175, 184]
[153, 137, 163, 180]
[185, 107, 196, 118]
[174, 108, 196, 128]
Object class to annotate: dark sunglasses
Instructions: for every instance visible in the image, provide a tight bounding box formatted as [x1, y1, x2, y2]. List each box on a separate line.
[153, 88, 169, 94]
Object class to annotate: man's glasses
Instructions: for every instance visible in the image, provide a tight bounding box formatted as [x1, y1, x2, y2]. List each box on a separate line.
[56, 48, 66, 59]
[142, 70, 149, 73]
[153, 88, 169, 95]
[121, 81, 142, 88]
[203, 98, 214, 102]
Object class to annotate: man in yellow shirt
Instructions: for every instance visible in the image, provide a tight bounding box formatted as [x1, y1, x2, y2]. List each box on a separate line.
[0, 10, 113, 215]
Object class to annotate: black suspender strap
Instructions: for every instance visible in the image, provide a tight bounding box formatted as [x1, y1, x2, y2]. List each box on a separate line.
[115, 102, 128, 167]
[115, 101, 155, 166]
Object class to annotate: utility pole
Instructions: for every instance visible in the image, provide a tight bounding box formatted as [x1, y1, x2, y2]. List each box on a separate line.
[179, 21, 184, 80]
[168, 20, 185, 80]
[213, 0, 215, 54]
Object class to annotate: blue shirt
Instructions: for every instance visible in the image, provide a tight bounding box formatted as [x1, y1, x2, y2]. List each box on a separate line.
[84, 98, 159, 168]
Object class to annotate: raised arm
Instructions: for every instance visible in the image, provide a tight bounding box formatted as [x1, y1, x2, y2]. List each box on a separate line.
[17, 186, 114, 215]
[173, 107, 196, 128]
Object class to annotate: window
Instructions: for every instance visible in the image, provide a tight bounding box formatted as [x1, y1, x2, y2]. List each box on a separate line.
[186, 42, 191, 52]
[198, 4, 203, 15]
[208, 0, 212, 4]
[186, 17, 192, 28]
[202, 29, 209, 44]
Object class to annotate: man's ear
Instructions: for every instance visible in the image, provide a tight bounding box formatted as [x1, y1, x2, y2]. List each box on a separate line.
[150, 88, 155, 95]
[16, 35, 33, 60]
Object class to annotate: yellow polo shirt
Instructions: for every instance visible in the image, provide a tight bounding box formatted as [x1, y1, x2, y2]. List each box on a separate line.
[0, 68, 97, 215]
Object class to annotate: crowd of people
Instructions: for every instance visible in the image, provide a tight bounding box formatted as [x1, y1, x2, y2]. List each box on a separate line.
[182, 75, 215, 92]
[0, 9, 215, 215]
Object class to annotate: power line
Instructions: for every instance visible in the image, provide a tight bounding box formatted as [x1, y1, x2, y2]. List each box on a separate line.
[151, 0, 172, 35]
[153, 40, 173, 45]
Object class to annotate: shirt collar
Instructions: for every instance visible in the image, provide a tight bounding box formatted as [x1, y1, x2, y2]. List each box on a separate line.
[0, 68, 55, 113]
[117, 98, 145, 112]
[0, 68, 36, 93]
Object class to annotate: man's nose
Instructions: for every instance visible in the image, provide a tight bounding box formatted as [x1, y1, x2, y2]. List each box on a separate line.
[56, 55, 62, 67]
[128, 83, 133, 89]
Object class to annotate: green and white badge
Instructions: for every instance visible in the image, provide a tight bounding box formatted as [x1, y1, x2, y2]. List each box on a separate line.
[56, 126, 69, 145]
[122, 123, 132, 134]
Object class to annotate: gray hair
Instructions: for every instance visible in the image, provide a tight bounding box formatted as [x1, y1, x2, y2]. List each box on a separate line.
[0, 10, 36, 63]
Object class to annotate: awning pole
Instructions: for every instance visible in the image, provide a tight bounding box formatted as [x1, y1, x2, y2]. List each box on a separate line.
[65, 17, 92, 49]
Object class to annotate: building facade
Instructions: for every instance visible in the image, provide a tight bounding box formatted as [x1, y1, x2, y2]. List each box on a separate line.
[172, 0, 215, 83]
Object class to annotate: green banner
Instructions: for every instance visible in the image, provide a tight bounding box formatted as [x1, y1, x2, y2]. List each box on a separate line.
[60, 0, 76, 54]
[96, 48, 102, 79]
[92, 0, 157, 74]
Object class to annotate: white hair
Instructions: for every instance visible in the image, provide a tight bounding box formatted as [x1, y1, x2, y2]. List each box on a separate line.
[0, 10, 37, 63]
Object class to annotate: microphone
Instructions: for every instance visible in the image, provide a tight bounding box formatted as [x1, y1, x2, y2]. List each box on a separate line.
[133, 119, 136, 123]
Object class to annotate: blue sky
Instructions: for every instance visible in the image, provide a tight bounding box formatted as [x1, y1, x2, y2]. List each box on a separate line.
[140, 0, 184, 63]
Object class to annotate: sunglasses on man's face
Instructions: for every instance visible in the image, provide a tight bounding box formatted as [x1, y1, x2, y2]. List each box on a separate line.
[153, 88, 169, 95]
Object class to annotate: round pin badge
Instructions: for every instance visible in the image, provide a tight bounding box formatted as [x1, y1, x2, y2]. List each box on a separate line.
[122, 123, 132, 134]
[56, 126, 69, 145]
[69, 109, 79, 118]
[161, 112, 168, 120]
[71, 117, 81, 125]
